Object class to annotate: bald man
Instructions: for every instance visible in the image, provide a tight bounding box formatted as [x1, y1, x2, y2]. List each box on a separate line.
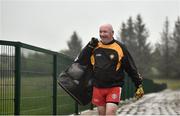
[99, 24, 114, 44]
[78, 24, 144, 115]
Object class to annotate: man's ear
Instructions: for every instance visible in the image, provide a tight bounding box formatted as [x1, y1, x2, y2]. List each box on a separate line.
[112, 30, 114, 35]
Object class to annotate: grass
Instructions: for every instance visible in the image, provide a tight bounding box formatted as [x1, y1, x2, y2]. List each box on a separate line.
[153, 78, 180, 90]
[0, 76, 91, 115]
[0, 76, 14, 115]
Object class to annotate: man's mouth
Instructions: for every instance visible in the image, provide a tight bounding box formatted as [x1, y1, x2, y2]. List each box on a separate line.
[101, 38, 112, 44]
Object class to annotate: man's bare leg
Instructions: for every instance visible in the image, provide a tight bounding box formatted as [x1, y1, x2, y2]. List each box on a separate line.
[97, 105, 106, 115]
[106, 103, 118, 115]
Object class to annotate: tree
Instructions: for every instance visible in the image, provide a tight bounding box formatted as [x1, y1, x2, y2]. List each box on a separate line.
[159, 17, 174, 78]
[119, 22, 127, 44]
[119, 18, 135, 54]
[134, 14, 151, 78]
[172, 17, 180, 78]
[119, 17, 139, 61]
[60, 31, 83, 59]
[119, 15, 151, 79]
[151, 43, 162, 78]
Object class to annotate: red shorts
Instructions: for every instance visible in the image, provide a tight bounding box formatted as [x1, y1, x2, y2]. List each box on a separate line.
[92, 86, 122, 106]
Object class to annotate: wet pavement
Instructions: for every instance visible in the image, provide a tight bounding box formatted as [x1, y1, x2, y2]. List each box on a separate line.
[80, 89, 180, 115]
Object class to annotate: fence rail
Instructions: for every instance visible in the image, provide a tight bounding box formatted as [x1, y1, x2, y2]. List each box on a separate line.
[0, 40, 167, 115]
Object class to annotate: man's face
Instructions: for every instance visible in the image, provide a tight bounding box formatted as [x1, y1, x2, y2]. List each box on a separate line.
[99, 25, 114, 43]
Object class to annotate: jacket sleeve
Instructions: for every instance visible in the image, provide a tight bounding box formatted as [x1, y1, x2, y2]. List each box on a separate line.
[121, 44, 142, 88]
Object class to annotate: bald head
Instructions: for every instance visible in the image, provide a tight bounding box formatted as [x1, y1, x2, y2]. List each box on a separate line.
[99, 23, 114, 44]
[99, 24, 114, 33]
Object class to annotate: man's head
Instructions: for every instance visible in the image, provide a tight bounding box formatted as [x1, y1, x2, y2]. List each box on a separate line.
[99, 23, 114, 44]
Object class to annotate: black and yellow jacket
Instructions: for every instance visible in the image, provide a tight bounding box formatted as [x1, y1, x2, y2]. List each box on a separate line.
[76, 39, 142, 88]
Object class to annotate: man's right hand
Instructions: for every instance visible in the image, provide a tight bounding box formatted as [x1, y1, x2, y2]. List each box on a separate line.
[88, 37, 99, 48]
[135, 84, 144, 99]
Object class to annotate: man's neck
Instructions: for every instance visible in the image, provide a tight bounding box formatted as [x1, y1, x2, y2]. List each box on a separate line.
[101, 38, 114, 44]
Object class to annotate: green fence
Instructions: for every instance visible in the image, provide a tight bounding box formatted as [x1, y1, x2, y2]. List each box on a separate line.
[0, 40, 78, 115]
[0, 40, 167, 115]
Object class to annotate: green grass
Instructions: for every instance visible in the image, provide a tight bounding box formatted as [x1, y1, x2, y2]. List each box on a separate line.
[0, 77, 14, 115]
[0, 76, 90, 115]
[20, 76, 77, 115]
[153, 79, 180, 90]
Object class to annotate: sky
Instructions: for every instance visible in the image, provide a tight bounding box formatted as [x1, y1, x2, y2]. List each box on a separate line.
[0, 0, 180, 52]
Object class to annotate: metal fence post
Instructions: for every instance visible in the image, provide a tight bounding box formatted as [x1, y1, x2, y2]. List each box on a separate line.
[53, 55, 57, 115]
[75, 102, 79, 115]
[14, 46, 21, 115]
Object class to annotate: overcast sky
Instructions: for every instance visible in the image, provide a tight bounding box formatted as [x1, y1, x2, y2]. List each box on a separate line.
[0, 0, 180, 51]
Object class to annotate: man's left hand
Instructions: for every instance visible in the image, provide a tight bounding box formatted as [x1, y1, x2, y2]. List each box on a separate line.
[88, 37, 99, 48]
[135, 84, 144, 99]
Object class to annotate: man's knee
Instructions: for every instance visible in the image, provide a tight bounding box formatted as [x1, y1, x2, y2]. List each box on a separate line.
[106, 103, 118, 115]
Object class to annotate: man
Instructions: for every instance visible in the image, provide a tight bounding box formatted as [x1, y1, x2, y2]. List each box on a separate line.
[87, 24, 144, 115]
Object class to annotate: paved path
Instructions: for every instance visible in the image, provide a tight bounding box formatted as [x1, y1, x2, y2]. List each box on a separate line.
[80, 89, 180, 115]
